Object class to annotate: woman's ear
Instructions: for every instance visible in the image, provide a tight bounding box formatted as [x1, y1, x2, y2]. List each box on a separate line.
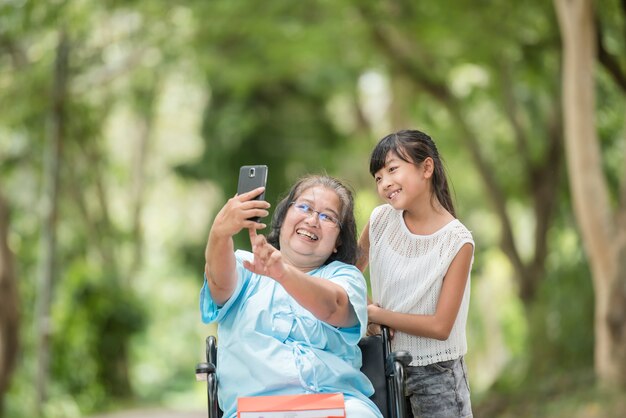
[334, 238, 342, 253]
[423, 157, 435, 178]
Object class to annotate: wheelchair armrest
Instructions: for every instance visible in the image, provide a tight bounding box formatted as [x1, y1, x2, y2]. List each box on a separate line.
[388, 351, 412, 367]
[195, 362, 216, 382]
[207, 336, 217, 365]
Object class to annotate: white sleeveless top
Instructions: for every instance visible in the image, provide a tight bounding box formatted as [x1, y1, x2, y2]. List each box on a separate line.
[369, 204, 474, 366]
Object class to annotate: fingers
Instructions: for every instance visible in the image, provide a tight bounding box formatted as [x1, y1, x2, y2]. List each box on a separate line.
[216, 188, 270, 238]
[225, 199, 268, 230]
[265, 251, 282, 270]
[239, 200, 270, 225]
[366, 323, 381, 336]
[238, 198, 270, 210]
[241, 220, 266, 233]
[254, 235, 272, 263]
[250, 228, 267, 245]
[235, 198, 269, 215]
[248, 227, 264, 251]
[245, 233, 283, 278]
[237, 187, 267, 201]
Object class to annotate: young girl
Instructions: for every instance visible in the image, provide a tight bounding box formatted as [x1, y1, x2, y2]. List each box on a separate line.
[358, 130, 474, 418]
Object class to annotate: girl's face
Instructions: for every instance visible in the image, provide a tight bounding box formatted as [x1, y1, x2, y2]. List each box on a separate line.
[373, 151, 433, 211]
[279, 186, 342, 271]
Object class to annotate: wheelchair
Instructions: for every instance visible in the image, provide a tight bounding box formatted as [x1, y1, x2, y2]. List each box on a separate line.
[195, 326, 412, 418]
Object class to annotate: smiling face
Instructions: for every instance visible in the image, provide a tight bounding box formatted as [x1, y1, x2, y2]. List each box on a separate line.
[373, 151, 433, 211]
[278, 186, 342, 271]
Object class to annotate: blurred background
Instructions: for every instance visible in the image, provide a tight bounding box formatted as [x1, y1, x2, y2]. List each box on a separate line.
[1, 0, 625, 417]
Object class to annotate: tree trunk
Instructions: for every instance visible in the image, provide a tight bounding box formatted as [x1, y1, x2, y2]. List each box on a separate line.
[554, 0, 626, 387]
[35, 29, 69, 411]
[129, 79, 159, 280]
[0, 191, 19, 417]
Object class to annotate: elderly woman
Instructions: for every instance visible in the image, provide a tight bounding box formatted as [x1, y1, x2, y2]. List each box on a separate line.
[200, 175, 382, 418]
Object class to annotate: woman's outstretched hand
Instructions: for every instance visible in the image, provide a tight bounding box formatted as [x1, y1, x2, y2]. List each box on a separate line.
[244, 228, 287, 281]
[211, 187, 270, 238]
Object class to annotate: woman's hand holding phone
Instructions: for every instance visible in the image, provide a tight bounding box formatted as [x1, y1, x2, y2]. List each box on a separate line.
[212, 188, 270, 238]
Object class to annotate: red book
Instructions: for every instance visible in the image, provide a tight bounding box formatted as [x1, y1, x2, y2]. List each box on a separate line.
[237, 392, 345, 418]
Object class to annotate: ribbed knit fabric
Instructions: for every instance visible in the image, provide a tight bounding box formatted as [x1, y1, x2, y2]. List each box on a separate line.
[369, 204, 474, 366]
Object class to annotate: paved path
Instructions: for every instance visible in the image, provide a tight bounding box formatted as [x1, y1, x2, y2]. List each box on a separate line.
[89, 409, 206, 418]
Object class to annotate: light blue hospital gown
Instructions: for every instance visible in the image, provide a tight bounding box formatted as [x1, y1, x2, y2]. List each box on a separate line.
[200, 250, 382, 418]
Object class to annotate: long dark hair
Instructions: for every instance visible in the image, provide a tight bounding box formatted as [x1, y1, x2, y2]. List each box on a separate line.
[267, 175, 358, 265]
[369, 129, 456, 217]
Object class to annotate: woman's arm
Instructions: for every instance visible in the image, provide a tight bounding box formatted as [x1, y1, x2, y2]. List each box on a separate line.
[244, 230, 357, 328]
[204, 188, 270, 306]
[367, 243, 473, 340]
[280, 263, 357, 328]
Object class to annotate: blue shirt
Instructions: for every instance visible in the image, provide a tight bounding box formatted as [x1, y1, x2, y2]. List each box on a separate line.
[200, 250, 380, 418]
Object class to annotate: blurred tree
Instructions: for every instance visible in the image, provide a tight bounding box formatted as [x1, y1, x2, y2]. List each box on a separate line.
[34, 29, 68, 412]
[554, 0, 626, 387]
[0, 1, 157, 413]
[0, 190, 19, 418]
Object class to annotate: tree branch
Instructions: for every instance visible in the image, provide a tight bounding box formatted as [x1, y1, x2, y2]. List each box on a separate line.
[499, 61, 533, 177]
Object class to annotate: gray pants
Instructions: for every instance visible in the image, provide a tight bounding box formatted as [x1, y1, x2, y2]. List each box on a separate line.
[405, 357, 473, 418]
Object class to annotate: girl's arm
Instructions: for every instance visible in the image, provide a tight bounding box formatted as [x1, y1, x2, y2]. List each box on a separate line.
[358, 221, 380, 335]
[357, 221, 375, 307]
[245, 230, 357, 328]
[367, 243, 473, 341]
[356, 221, 370, 273]
[204, 188, 270, 306]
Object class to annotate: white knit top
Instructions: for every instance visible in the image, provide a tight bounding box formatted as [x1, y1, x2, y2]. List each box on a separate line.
[368, 204, 474, 366]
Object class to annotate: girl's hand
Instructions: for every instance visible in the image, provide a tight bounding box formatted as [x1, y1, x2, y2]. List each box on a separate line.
[367, 303, 395, 339]
[367, 302, 382, 323]
[211, 187, 270, 238]
[367, 303, 383, 336]
[366, 322, 381, 336]
[243, 228, 287, 281]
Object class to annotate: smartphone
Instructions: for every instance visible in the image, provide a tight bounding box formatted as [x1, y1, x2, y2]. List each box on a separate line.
[237, 165, 268, 222]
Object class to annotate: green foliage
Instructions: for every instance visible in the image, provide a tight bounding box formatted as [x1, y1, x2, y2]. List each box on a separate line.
[51, 261, 147, 412]
[596, 70, 626, 208]
[527, 213, 595, 376]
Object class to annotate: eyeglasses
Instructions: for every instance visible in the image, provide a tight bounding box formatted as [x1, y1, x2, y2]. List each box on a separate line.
[289, 202, 342, 228]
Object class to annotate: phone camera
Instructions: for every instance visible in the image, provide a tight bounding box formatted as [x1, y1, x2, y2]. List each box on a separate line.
[248, 167, 256, 177]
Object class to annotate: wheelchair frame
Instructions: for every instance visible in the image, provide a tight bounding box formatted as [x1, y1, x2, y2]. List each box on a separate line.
[195, 326, 412, 418]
